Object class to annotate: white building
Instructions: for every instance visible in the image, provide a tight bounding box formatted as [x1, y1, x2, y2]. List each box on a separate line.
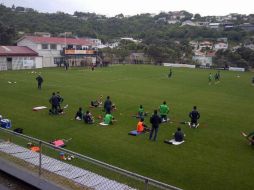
[120, 37, 141, 43]
[209, 23, 220, 29]
[244, 44, 254, 50]
[181, 20, 197, 26]
[214, 42, 228, 51]
[0, 46, 42, 71]
[192, 55, 213, 66]
[17, 36, 96, 67]
[167, 20, 180, 24]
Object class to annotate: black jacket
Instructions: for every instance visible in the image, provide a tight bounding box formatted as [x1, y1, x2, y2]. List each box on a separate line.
[36, 76, 43, 84]
[189, 110, 200, 120]
[104, 99, 112, 109]
[150, 114, 162, 128]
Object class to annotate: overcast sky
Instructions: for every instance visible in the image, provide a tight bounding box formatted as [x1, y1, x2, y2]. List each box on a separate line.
[1, 0, 253, 17]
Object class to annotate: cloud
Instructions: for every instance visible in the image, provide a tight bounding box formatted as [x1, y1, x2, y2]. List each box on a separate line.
[1, 0, 253, 16]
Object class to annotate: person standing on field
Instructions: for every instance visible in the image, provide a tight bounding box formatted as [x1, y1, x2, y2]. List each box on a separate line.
[36, 74, 43, 89]
[149, 110, 162, 141]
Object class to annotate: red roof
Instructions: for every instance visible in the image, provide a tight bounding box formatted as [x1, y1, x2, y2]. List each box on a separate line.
[20, 36, 94, 46]
[0, 46, 38, 56]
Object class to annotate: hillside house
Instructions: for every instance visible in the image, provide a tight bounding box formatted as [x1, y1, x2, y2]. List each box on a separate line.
[198, 41, 214, 50]
[209, 23, 220, 29]
[181, 20, 197, 26]
[214, 42, 228, 51]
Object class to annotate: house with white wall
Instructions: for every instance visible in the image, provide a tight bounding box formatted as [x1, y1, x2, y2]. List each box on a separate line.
[0, 46, 42, 71]
[214, 42, 228, 51]
[198, 41, 214, 50]
[17, 36, 95, 67]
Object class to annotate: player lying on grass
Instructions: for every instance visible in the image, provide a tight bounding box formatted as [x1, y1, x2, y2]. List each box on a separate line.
[136, 118, 150, 133]
[241, 131, 254, 145]
[90, 95, 103, 108]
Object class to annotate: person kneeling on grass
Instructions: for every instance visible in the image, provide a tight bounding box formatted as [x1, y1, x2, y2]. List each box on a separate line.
[174, 127, 185, 142]
[137, 105, 148, 118]
[84, 111, 94, 124]
[104, 113, 115, 125]
[241, 131, 254, 145]
[75, 107, 83, 120]
[137, 118, 150, 133]
[189, 106, 200, 128]
[159, 101, 169, 122]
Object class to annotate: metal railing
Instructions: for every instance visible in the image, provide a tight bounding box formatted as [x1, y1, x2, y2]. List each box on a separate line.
[0, 127, 183, 190]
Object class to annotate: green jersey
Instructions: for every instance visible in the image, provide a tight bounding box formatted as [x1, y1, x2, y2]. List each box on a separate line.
[104, 114, 113, 124]
[208, 74, 212, 81]
[138, 107, 144, 115]
[160, 104, 169, 115]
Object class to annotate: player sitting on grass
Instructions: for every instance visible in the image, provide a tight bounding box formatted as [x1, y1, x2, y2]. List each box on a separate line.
[133, 105, 148, 118]
[137, 118, 150, 133]
[84, 111, 94, 124]
[173, 127, 185, 142]
[241, 131, 254, 145]
[75, 107, 83, 120]
[159, 101, 169, 122]
[189, 106, 200, 128]
[103, 113, 115, 125]
[164, 127, 185, 145]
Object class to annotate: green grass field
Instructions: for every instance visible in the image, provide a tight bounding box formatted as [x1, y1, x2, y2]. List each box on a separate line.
[0, 65, 254, 190]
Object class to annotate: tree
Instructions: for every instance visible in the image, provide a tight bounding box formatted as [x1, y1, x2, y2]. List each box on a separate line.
[194, 14, 201, 20]
[0, 22, 15, 45]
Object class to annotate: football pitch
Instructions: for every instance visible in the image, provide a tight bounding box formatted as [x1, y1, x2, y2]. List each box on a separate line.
[0, 65, 254, 190]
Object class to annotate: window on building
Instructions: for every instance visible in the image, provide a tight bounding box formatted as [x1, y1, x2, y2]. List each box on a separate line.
[76, 45, 82, 50]
[42, 44, 49, 49]
[67, 45, 73, 49]
[50, 44, 57, 50]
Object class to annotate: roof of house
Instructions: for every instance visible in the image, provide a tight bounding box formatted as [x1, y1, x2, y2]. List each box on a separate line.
[0, 46, 38, 56]
[199, 41, 213, 45]
[18, 36, 94, 46]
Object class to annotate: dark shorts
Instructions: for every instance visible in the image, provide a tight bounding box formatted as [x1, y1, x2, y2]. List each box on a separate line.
[191, 119, 198, 125]
[161, 115, 167, 120]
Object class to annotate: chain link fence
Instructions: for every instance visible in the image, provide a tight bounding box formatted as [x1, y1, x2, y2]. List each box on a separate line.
[0, 127, 182, 190]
